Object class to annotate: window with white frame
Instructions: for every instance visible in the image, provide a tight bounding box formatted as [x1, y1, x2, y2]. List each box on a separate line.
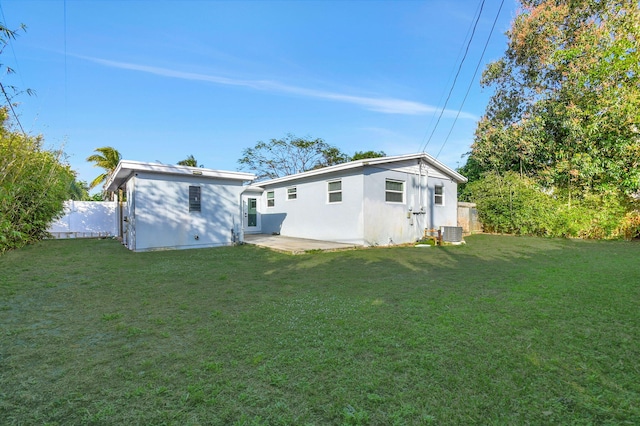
[434, 185, 444, 206]
[267, 191, 275, 207]
[385, 179, 404, 203]
[328, 180, 342, 203]
[189, 186, 201, 212]
[287, 186, 297, 200]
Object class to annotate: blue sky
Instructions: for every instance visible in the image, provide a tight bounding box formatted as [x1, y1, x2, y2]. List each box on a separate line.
[1, 0, 516, 189]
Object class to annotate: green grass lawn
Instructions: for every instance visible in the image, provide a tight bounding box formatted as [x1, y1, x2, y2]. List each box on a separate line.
[1, 235, 639, 425]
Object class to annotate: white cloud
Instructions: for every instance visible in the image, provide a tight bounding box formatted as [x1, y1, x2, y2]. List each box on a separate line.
[81, 56, 478, 119]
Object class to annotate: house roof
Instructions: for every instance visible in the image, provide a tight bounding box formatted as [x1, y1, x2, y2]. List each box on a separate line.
[255, 152, 467, 187]
[105, 160, 256, 191]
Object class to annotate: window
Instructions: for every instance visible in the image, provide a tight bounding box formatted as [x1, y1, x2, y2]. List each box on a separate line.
[328, 180, 342, 203]
[267, 191, 275, 207]
[287, 187, 297, 200]
[189, 186, 201, 212]
[434, 185, 444, 206]
[385, 179, 404, 203]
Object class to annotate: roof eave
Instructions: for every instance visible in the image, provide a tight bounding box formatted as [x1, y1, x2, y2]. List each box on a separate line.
[255, 153, 467, 186]
[104, 160, 256, 192]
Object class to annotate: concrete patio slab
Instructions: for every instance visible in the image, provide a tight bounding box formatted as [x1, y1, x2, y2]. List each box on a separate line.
[243, 234, 358, 254]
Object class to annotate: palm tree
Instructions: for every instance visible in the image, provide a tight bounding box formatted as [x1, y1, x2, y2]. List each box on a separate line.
[177, 154, 200, 167]
[86, 146, 122, 193]
[67, 178, 90, 201]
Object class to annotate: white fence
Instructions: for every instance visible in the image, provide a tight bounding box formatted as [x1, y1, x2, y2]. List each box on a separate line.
[48, 201, 118, 239]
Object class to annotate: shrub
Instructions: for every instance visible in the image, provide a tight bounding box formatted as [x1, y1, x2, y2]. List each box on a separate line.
[614, 210, 640, 240]
[466, 172, 558, 236]
[0, 110, 74, 253]
[466, 172, 638, 239]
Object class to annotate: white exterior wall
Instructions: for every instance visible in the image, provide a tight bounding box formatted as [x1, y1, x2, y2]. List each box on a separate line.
[371, 158, 460, 228]
[425, 176, 459, 229]
[261, 171, 365, 244]
[361, 159, 459, 245]
[127, 172, 244, 251]
[362, 167, 424, 245]
[48, 201, 118, 238]
[256, 158, 462, 247]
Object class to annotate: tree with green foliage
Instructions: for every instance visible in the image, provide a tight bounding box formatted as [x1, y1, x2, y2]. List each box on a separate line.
[238, 134, 388, 180]
[466, 172, 637, 238]
[67, 178, 91, 201]
[86, 146, 122, 198]
[0, 24, 33, 129]
[177, 154, 202, 167]
[351, 150, 386, 161]
[0, 110, 75, 253]
[316, 146, 350, 170]
[469, 0, 640, 194]
[0, 23, 76, 252]
[461, 0, 640, 238]
[238, 134, 349, 180]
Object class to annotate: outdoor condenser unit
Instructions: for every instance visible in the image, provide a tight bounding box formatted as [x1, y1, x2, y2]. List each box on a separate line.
[441, 226, 463, 243]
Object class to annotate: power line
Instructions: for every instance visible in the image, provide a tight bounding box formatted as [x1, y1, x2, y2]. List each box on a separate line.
[0, 81, 26, 137]
[64, 0, 68, 127]
[420, 0, 486, 154]
[0, 3, 24, 88]
[0, 6, 27, 138]
[418, 1, 483, 151]
[436, 0, 506, 159]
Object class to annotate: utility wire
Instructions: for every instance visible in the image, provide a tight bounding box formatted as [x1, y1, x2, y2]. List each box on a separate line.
[64, 0, 68, 128]
[436, 0, 506, 159]
[0, 6, 27, 138]
[421, 0, 485, 153]
[0, 81, 26, 136]
[0, 3, 24, 88]
[418, 1, 483, 151]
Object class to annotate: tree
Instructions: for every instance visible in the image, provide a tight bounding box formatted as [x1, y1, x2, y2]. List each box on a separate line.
[459, 0, 640, 238]
[0, 23, 75, 252]
[0, 109, 75, 252]
[317, 146, 349, 169]
[67, 178, 90, 201]
[177, 154, 202, 167]
[351, 150, 386, 161]
[465, 0, 640, 197]
[466, 171, 634, 238]
[0, 23, 33, 134]
[238, 134, 350, 180]
[86, 146, 122, 192]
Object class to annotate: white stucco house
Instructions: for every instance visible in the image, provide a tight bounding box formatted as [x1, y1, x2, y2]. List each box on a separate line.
[105, 153, 467, 251]
[244, 153, 467, 246]
[105, 160, 256, 251]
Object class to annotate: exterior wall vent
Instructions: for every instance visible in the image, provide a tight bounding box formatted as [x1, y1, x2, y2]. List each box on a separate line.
[441, 226, 463, 243]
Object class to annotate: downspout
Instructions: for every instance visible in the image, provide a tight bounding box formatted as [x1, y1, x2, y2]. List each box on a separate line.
[418, 159, 422, 212]
[131, 180, 136, 252]
[412, 158, 428, 242]
[237, 189, 245, 244]
[417, 159, 422, 241]
[118, 187, 124, 241]
[423, 159, 429, 234]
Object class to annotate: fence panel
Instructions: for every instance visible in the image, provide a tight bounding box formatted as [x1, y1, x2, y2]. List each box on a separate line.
[48, 201, 118, 238]
[458, 202, 482, 234]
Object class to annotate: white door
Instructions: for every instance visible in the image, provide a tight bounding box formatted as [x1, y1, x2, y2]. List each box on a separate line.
[242, 195, 261, 233]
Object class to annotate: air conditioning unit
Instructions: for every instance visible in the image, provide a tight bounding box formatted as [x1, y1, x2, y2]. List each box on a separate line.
[441, 226, 463, 243]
